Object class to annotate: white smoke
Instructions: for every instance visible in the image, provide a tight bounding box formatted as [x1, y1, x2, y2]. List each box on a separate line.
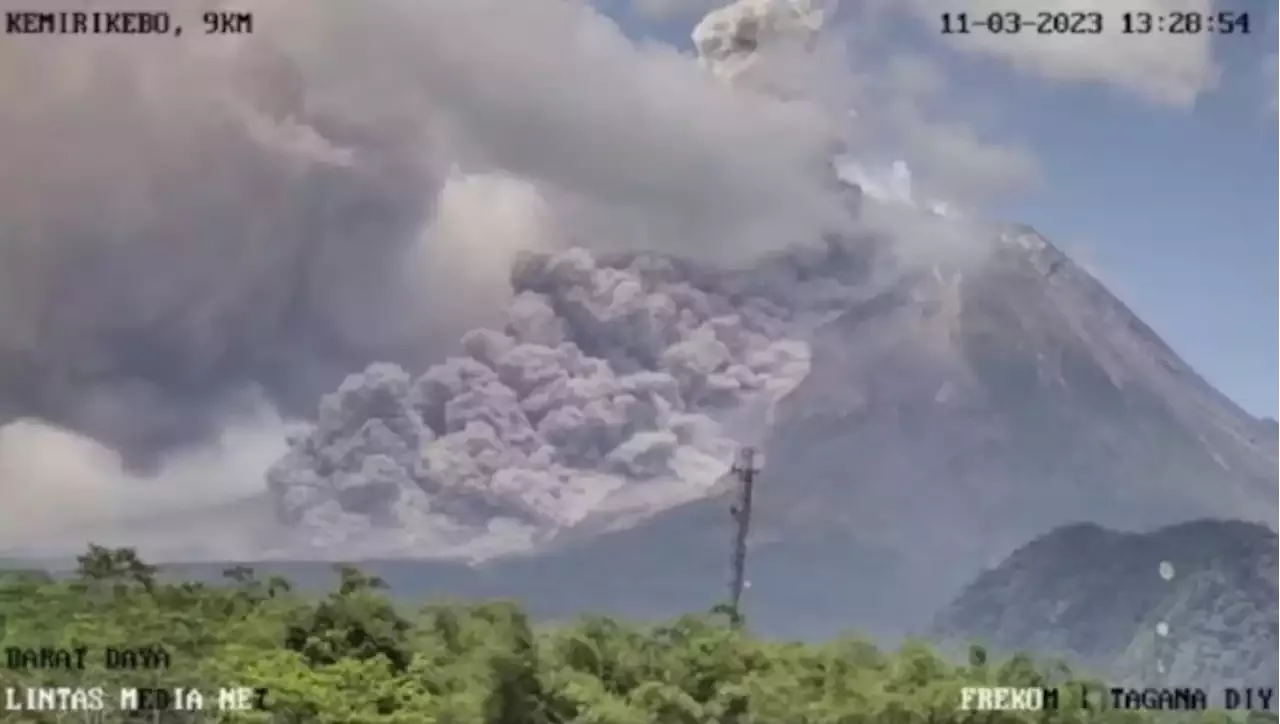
[693, 0, 830, 83]
[840, 160, 915, 206]
[0, 395, 287, 554]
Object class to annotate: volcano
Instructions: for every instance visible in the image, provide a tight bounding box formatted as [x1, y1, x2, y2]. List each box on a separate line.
[219, 217, 1273, 640]
[18, 216, 1275, 643]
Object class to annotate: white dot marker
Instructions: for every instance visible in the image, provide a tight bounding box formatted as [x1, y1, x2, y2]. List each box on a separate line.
[1159, 561, 1175, 580]
[1156, 621, 1169, 637]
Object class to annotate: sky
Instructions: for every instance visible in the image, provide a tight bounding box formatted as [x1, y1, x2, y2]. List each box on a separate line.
[601, 0, 1279, 419]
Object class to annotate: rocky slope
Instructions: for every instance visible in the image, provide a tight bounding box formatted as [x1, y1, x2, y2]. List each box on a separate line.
[930, 519, 1278, 689]
[733, 224, 1278, 636]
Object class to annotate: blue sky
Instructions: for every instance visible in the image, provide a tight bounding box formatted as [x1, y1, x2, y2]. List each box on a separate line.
[598, 0, 1278, 419]
[997, 38, 1278, 420]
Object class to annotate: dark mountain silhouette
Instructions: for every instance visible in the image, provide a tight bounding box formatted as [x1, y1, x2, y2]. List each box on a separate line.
[930, 519, 1278, 689]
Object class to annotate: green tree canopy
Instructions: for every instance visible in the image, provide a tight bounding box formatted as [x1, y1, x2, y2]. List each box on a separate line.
[0, 546, 1271, 724]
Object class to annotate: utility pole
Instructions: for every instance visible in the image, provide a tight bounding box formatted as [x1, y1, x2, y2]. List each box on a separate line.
[728, 446, 760, 623]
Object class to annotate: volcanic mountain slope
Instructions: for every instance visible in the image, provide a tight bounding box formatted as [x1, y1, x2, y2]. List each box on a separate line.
[523, 227, 1278, 641]
[930, 519, 1278, 689]
[735, 224, 1278, 636]
[222, 220, 1274, 642]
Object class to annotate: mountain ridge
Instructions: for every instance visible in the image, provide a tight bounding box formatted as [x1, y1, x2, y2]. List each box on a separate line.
[930, 518, 1278, 689]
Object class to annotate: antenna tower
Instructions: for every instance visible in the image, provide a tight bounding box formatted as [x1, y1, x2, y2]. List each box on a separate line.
[728, 446, 760, 622]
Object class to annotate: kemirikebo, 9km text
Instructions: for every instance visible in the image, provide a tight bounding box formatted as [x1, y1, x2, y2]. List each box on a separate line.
[5, 9, 254, 36]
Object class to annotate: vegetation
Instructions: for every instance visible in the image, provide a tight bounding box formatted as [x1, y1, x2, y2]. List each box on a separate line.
[0, 545, 1273, 723]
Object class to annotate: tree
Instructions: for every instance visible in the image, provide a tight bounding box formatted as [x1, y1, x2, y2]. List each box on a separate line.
[284, 564, 414, 676]
[75, 544, 158, 589]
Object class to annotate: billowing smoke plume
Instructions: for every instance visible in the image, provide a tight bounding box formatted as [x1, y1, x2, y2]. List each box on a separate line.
[265, 240, 889, 559]
[0, 0, 865, 549]
[694, 0, 829, 88]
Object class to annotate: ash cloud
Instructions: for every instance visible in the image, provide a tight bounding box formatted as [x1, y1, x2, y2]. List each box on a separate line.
[0, 0, 1018, 556]
[265, 243, 878, 559]
[0, 0, 863, 546]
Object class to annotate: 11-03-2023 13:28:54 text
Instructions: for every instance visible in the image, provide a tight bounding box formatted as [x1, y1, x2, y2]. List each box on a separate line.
[939, 10, 1251, 35]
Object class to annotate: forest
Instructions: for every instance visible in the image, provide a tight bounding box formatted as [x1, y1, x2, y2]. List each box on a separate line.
[0, 545, 1273, 723]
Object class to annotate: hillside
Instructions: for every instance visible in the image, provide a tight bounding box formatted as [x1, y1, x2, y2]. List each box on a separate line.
[930, 519, 1278, 690]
